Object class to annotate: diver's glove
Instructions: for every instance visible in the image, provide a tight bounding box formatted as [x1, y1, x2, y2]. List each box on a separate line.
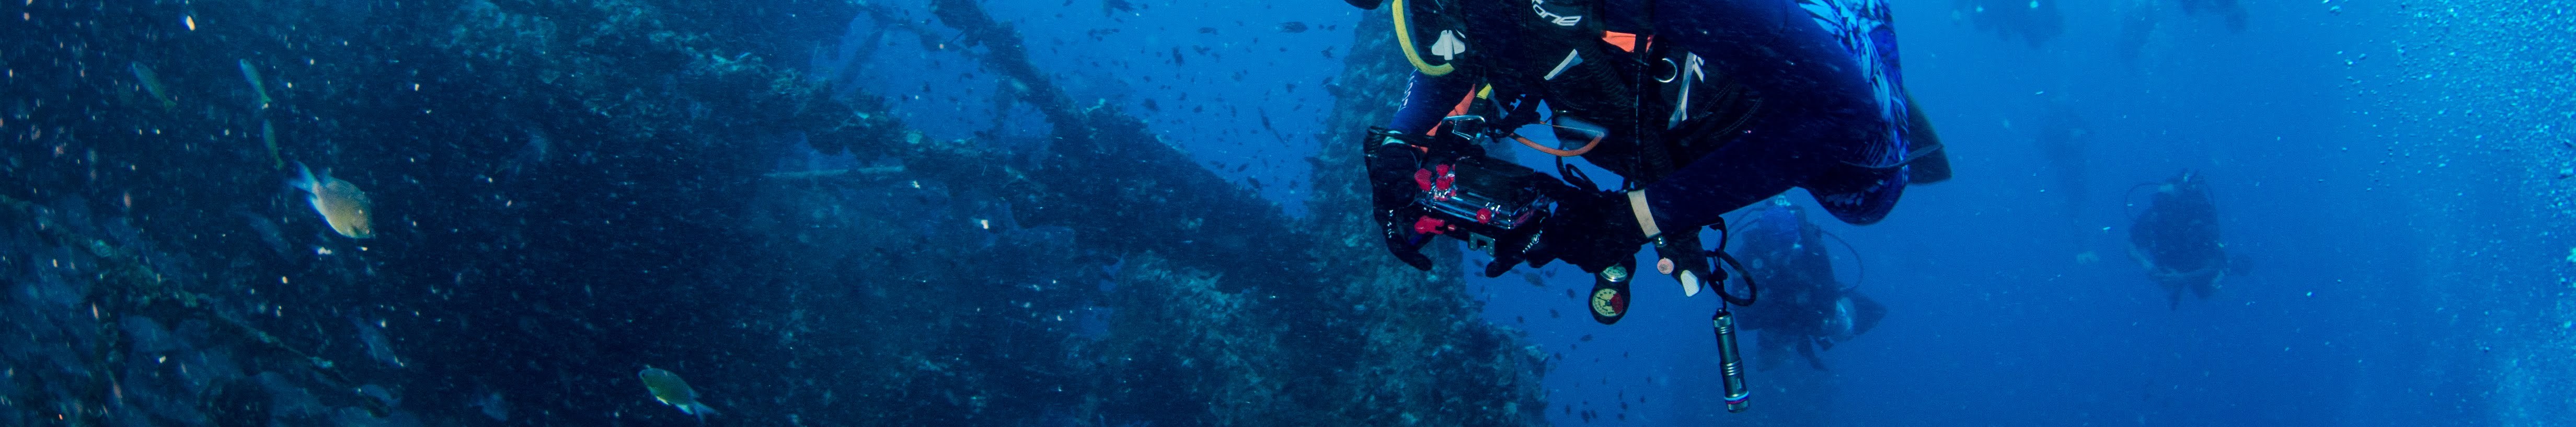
[1653, 224, 1721, 297]
[1374, 209, 1435, 271]
[1365, 127, 1437, 271]
[1526, 188, 1649, 274]
[1624, 190, 1723, 297]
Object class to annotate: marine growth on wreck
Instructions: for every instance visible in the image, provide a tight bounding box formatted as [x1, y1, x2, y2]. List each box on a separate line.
[0, 0, 1538, 425]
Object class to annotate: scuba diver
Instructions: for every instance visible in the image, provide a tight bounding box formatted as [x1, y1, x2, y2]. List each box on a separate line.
[1344, 0, 1950, 412]
[1733, 198, 1885, 372]
[2127, 170, 2245, 308]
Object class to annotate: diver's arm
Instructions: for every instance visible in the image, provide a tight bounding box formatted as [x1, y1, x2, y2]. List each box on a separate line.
[1361, 70, 1481, 271]
[1528, 130, 1826, 292]
[1387, 71, 1475, 135]
[1638, 129, 1830, 229]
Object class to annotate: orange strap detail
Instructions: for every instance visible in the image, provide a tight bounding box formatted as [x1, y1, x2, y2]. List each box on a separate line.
[1602, 31, 1640, 53]
[1514, 130, 1603, 157]
[1428, 91, 1479, 136]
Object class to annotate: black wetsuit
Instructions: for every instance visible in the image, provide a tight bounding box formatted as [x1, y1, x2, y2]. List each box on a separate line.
[1386, 0, 1915, 228]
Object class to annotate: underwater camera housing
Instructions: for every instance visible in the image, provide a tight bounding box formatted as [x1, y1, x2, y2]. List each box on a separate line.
[1364, 127, 1555, 272]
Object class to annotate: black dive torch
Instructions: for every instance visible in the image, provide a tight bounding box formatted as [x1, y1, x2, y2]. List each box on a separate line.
[1712, 308, 1751, 412]
[1699, 237, 1758, 413]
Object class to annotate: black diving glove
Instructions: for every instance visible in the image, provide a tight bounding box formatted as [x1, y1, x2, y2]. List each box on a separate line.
[1364, 127, 1436, 271]
[1652, 226, 1722, 297]
[1527, 189, 1649, 274]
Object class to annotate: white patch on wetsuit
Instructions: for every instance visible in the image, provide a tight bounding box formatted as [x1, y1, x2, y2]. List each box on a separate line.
[1798, 0, 1911, 167]
[1544, 49, 1582, 80]
[1667, 53, 1708, 129]
[1431, 30, 1467, 61]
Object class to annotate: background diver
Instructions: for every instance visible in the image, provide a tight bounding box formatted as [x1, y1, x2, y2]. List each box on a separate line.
[1733, 198, 1886, 372]
[2128, 170, 2248, 308]
[1343, 0, 1950, 412]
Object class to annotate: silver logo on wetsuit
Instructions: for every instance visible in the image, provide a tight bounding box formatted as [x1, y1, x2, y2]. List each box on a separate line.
[1532, 0, 1584, 27]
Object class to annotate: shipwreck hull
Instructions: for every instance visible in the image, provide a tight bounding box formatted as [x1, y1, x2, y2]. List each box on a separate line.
[0, 1, 1545, 425]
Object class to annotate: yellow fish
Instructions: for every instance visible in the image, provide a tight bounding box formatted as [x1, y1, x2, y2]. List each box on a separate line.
[290, 163, 375, 239]
[638, 367, 718, 422]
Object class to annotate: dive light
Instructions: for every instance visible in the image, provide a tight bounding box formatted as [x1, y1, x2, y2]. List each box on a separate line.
[1713, 308, 1751, 412]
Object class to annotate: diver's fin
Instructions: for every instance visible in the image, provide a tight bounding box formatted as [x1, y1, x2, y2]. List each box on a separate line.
[1902, 91, 1952, 185]
[1754, 335, 1788, 372]
[2197, 273, 2223, 300]
[1905, 143, 1950, 185]
[1797, 340, 1829, 371]
[2167, 286, 2184, 310]
[1848, 293, 1888, 337]
[2128, 244, 2155, 273]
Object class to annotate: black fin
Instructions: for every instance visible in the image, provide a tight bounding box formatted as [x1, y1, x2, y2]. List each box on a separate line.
[1848, 293, 1888, 337]
[1903, 91, 1952, 185]
[1798, 340, 1829, 371]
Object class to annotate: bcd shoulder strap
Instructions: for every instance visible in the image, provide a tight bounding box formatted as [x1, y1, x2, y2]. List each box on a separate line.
[1642, 41, 1763, 185]
[1391, 0, 1472, 76]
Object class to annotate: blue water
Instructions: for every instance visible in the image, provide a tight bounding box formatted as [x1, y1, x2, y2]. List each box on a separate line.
[1477, 0, 2576, 421]
[837, 2, 1357, 217]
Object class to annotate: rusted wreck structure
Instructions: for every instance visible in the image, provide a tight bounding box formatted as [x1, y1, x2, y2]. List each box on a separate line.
[1, 0, 1544, 425]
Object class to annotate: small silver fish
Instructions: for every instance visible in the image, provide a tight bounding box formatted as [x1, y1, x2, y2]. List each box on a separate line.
[238, 59, 272, 109]
[639, 367, 718, 422]
[260, 120, 283, 170]
[289, 162, 375, 239]
[349, 316, 404, 367]
[129, 62, 176, 110]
